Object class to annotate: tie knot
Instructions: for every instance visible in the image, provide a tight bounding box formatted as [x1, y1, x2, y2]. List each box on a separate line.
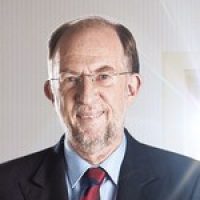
[85, 167, 106, 185]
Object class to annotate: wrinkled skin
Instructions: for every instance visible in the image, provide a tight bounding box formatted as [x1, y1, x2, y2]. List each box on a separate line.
[45, 25, 140, 164]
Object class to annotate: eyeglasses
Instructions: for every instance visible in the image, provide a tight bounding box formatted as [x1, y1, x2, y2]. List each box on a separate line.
[50, 71, 133, 89]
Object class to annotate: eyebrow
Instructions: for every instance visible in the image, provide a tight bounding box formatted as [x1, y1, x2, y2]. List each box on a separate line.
[60, 69, 80, 75]
[95, 65, 115, 73]
[60, 65, 115, 74]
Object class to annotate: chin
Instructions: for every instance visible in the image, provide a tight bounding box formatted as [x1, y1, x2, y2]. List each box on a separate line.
[77, 126, 104, 140]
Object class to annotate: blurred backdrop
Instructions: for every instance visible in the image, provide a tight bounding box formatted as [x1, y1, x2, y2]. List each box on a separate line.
[0, 0, 200, 162]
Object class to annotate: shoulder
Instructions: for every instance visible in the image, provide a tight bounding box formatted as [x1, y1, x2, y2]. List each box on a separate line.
[0, 137, 65, 199]
[122, 130, 200, 199]
[0, 147, 54, 181]
[0, 135, 65, 179]
[143, 142, 200, 175]
[125, 130, 200, 177]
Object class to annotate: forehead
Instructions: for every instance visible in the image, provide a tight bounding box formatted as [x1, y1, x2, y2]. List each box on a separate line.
[52, 26, 126, 72]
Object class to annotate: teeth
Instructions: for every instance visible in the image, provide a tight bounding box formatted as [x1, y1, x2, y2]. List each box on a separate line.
[81, 116, 96, 119]
[78, 112, 103, 119]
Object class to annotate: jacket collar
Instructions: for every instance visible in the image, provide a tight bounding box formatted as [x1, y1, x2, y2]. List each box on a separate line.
[116, 129, 158, 200]
[20, 135, 68, 200]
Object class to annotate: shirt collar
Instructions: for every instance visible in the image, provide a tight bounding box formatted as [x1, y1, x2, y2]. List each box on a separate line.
[64, 133, 127, 188]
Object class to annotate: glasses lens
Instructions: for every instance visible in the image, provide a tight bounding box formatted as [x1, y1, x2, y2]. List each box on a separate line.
[59, 73, 80, 88]
[54, 71, 126, 89]
[95, 72, 114, 87]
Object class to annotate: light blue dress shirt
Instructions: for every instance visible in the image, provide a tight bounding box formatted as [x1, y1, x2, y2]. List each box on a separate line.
[64, 134, 127, 200]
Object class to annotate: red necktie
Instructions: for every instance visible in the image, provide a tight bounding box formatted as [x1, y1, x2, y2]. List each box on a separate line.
[80, 168, 106, 200]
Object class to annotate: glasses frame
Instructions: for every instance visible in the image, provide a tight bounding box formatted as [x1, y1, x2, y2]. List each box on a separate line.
[49, 71, 134, 88]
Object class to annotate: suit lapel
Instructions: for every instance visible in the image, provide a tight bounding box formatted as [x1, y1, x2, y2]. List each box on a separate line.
[20, 136, 68, 200]
[117, 130, 158, 200]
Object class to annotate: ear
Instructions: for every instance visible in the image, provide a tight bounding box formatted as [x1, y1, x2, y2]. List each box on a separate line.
[44, 80, 54, 103]
[127, 73, 141, 103]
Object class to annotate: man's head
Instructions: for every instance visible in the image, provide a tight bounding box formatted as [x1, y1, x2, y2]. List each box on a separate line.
[44, 16, 141, 164]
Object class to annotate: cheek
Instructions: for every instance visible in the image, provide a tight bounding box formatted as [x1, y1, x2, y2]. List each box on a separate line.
[57, 89, 75, 118]
[102, 87, 127, 117]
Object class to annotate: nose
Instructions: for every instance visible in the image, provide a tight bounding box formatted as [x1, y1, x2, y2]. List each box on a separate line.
[76, 76, 97, 104]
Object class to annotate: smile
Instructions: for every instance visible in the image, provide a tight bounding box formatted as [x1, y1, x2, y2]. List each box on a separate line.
[77, 111, 104, 119]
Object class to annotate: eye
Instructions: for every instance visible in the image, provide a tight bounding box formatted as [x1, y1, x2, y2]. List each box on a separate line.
[66, 76, 79, 82]
[97, 73, 112, 81]
[61, 75, 80, 84]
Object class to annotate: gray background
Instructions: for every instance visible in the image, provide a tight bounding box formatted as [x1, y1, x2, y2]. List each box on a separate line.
[1, 0, 200, 163]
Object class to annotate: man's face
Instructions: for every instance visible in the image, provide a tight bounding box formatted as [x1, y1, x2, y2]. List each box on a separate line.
[48, 26, 140, 156]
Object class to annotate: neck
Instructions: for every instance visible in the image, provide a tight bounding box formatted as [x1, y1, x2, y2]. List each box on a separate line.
[69, 136, 123, 165]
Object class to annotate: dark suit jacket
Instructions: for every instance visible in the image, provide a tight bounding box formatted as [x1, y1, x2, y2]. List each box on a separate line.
[1, 129, 200, 200]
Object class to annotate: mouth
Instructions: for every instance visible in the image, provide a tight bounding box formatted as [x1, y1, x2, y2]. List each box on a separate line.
[77, 111, 104, 120]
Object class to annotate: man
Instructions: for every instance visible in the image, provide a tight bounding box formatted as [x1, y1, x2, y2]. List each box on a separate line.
[0, 16, 200, 200]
